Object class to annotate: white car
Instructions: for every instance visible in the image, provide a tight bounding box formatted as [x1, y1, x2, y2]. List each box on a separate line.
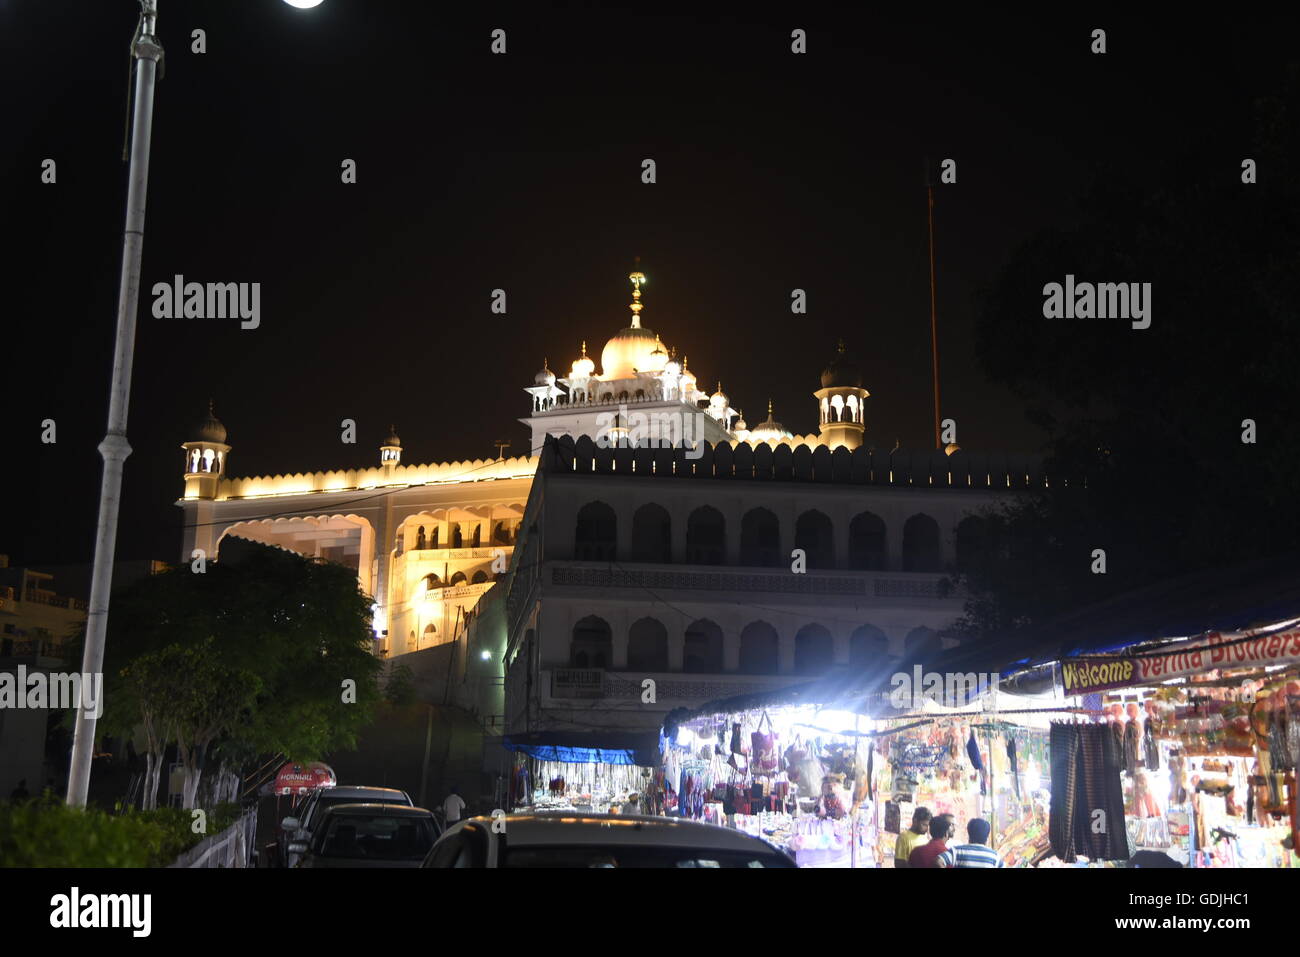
[280, 786, 413, 868]
[422, 813, 796, 868]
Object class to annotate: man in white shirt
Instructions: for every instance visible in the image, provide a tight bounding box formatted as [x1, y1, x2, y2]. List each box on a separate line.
[442, 786, 466, 827]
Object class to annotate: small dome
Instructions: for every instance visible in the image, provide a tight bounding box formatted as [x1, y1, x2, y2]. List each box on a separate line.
[710, 383, 728, 406]
[384, 424, 401, 447]
[192, 401, 227, 444]
[734, 411, 749, 432]
[570, 341, 595, 378]
[643, 334, 669, 373]
[749, 400, 792, 443]
[534, 359, 556, 386]
[679, 356, 696, 389]
[820, 340, 863, 388]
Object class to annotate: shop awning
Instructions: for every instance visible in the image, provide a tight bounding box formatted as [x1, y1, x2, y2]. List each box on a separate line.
[934, 551, 1300, 678]
[503, 731, 659, 766]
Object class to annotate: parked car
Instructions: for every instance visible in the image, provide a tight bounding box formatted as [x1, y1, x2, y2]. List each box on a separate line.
[290, 804, 437, 868]
[278, 785, 413, 868]
[422, 813, 797, 868]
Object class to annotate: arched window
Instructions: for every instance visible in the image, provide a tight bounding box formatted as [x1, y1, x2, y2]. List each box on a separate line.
[794, 623, 834, 675]
[628, 618, 669, 672]
[471, 570, 487, 584]
[740, 508, 781, 567]
[904, 626, 941, 660]
[600, 392, 613, 403]
[739, 621, 779, 675]
[574, 502, 617, 561]
[848, 511, 887, 570]
[630, 503, 671, 563]
[634, 389, 645, 401]
[415, 526, 427, 550]
[617, 391, 629, 403]
[849, 625, 890, 668]
[686, 506, 725, 565]
[902, 514, 942, 572]
[424, 623, 437, 638]
[571, 616, 612, 669]
[683, 619, 724, 673]
[954, 515, 987, 571]
[795, 510, 834, 569]
[424, 573, 441, 589]
[431, 526, 439, 549]
[471, 525, 481, 548]
[493, 522, 509, 545]
[453, 525, 464, 549]
[450, 571, 468, 586]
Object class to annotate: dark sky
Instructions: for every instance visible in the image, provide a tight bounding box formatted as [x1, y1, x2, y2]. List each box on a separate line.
[3, 2, 1287, 568]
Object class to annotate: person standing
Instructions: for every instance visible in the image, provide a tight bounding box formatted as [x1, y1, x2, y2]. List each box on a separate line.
[442, 785, 466, 827]
[938, 817, 1003, 868]
[894, 806, 932, 868]
[908, 813, 955, 868]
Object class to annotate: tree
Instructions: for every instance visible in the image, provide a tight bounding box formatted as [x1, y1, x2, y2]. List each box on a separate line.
[90, 543, 381, 808]
[950, 64, 1300, 643]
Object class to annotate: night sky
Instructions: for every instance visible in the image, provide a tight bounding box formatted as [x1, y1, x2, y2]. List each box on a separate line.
[4, 3, 1286, 568]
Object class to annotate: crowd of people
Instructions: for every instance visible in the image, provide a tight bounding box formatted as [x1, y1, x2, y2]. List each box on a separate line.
[893, 807, 1003, 868]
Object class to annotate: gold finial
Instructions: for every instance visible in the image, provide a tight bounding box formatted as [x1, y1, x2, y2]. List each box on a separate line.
[837, 339, 846, 354]
[768, 398, 774, 417]
[580, 340, 588, 357]
[629, 266, 647, 329]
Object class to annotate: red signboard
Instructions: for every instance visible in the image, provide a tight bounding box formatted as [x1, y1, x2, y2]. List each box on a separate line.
[273, 761, 335, 796]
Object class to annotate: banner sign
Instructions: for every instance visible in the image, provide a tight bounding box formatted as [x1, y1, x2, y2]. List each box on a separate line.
[1058, 627, 1300, 695]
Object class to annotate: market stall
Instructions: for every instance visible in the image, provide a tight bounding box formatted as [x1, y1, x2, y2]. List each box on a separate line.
[1050, 622, 1300, 868]
[660, 671, 1072, 867]
[503, 731, 658, 814]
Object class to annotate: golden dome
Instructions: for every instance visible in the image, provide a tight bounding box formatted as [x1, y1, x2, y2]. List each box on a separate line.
[749, 399, 792, 443]
[600, 324, 659, 379]
[644, 334, 669, 372]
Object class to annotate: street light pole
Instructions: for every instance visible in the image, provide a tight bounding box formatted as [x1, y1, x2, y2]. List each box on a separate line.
[67, 0, 163, 808]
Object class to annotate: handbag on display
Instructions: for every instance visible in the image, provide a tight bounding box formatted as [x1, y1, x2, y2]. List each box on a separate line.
[730, 722, 744, 755]
[751, 711, 780, 774]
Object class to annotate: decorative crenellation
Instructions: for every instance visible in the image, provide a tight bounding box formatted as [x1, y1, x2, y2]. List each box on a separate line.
[540, 434, 1054, 489]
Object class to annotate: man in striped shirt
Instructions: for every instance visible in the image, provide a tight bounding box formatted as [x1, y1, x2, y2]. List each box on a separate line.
[938, 817, 1003, 868]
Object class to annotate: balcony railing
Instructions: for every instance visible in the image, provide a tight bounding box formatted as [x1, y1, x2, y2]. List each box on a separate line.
[551, 564, 956, 600]
[21, 592, 89, 612]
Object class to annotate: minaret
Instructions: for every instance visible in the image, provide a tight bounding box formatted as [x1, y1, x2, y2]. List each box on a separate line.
[181, 400, 230, 500]
[380, 425, 402, 473]
[815, 341, 870, 450]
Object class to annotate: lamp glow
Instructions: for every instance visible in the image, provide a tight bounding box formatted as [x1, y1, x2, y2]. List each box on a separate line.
[480, 650, 491, 660]
[283, 0, 325, 8]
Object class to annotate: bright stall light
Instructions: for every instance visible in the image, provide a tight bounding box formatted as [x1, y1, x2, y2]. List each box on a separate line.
[675, 727, 696, 748]
[283, 0, 325, 8]
[480, 650, 492, 661]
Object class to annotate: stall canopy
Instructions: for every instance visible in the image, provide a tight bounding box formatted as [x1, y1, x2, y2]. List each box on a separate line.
[503, 731, 660, 766]
[933, 551, 1300, 683]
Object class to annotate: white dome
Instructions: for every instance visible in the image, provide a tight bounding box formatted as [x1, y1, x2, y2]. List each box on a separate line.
[643, 334, 669, 373]
[709, 384, 728, 408]
[600, 324, 659, 379]
[570, 341, 595, 378]
[534, 360, 555, 386]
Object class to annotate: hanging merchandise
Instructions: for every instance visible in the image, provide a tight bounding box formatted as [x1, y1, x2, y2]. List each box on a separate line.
[967, 730, 987, 795]
[751, 711, 780, 774]
[1007, 736, 1021, 799]
[1049, 721, 1131, 863]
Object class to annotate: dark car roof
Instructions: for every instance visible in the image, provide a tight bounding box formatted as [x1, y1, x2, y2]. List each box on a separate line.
[317, 803, 434, 819]
[452, 812, 788, 854]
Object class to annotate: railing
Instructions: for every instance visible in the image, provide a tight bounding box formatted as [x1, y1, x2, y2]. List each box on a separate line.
[551, 668, 604, 698]
[546, 668, 799, 702]
[0, 637, 68, 659]
[21, 592, 89, 611]
[551, 564, 954, 600]
[168, 806, 258, 868]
